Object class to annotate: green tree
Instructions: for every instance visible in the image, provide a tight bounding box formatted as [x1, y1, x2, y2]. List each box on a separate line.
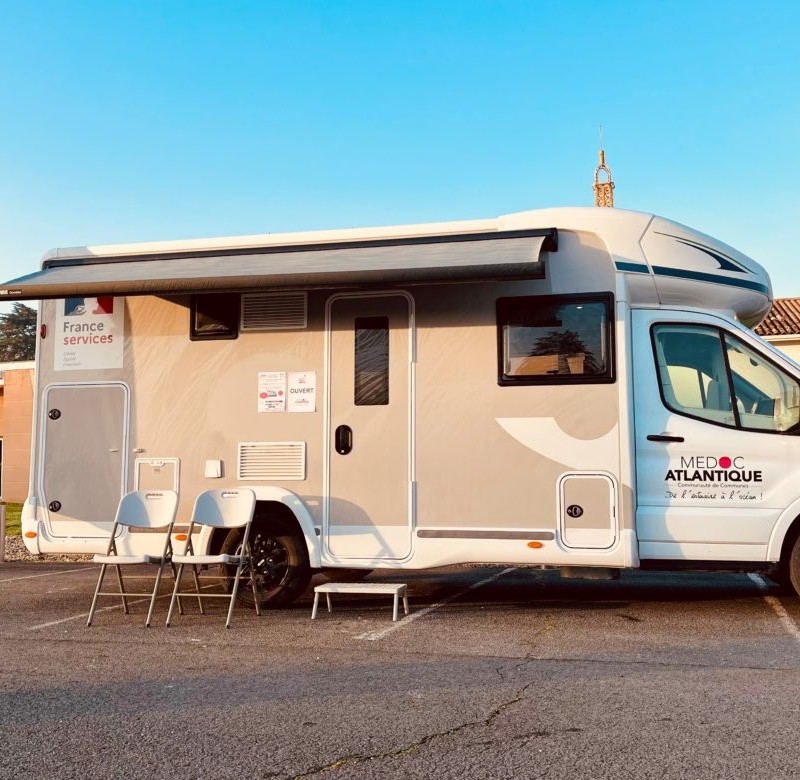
[0, 302, 37, 361]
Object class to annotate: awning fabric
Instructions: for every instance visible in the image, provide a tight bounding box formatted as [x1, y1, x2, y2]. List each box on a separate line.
[0, 229, 556, 301]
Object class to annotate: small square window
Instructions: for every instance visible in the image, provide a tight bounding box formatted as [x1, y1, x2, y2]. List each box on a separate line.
[190, 294, 240, 340]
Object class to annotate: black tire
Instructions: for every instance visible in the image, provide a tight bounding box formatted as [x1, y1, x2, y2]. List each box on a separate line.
[789, 534, 800, 598]
[765, 565, 791, 591]
[220, 511, 311, 608]
[322, 567, 373, 582]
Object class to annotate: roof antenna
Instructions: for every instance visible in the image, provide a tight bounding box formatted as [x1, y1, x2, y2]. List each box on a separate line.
[593, 125, 615, 207]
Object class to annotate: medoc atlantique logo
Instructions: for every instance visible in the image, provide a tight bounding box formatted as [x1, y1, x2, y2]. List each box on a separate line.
[665, 455, 762, 484]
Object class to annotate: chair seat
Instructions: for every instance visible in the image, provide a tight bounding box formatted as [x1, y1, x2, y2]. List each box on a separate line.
[172, 553, 242, 566]
[93, 553, 156, 565]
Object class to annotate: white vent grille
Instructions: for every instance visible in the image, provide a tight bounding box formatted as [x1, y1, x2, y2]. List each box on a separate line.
[237, 441, 306, 481]
[241, 292, 307, 331]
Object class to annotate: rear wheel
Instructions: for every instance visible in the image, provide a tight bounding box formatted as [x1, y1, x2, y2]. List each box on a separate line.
[220, 511, 311, 608]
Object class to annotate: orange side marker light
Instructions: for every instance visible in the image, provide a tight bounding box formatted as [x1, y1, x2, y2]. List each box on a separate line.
[24, 531, 37, 538]
[527, 541, 543, 549]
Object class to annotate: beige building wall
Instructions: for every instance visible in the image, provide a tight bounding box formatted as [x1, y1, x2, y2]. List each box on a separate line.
[764, 337, 800, 364]
[0, 365, 34, 503]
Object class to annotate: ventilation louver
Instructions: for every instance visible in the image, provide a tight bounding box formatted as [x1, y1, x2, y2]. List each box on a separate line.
[237, 441, 306, 481]
[241, 292, 307, 331]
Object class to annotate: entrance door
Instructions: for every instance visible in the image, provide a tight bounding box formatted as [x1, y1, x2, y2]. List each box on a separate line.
[326, 294, 413, 560]
[41, 384, 129, 537]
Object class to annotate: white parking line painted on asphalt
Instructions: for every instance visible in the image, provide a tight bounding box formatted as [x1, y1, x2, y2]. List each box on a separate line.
[28, 596, 153, 630]
[356, 567, 518, 641]
[27, 583, 223, 630]
[748, 573, 800, 643]
[0, 566, 95, 584]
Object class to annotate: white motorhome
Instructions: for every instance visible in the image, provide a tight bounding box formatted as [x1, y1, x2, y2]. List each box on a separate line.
[4, 206, 800, 605]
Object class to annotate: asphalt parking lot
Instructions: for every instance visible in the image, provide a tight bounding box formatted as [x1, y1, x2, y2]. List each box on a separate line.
[1, 562, 799, 780]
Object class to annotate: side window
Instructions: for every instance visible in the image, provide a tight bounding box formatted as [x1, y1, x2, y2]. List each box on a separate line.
[652, 325, 735, 426]
[190, 293, 240, 340]
[724, 335, 800, 432]
[652, 324, 800, 433]
[497, 294, 614, 385]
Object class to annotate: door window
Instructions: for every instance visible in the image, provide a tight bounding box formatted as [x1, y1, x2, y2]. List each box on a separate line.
[354, 317, 390, 406]
[652, 324, 800, 433]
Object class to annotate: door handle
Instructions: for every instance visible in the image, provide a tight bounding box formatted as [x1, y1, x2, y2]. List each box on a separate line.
[647, 433, 685, 443]
[335, 425, 353, 455]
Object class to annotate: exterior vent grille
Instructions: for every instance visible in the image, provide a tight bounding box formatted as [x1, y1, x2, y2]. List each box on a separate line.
[237, 441, 306, 481]
[241, 292, 307, 331]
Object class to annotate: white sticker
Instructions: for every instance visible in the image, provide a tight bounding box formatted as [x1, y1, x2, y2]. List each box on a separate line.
[258, 371, 286, 413]
[55, 296, 124, 371]
[287, 371, 316, 413]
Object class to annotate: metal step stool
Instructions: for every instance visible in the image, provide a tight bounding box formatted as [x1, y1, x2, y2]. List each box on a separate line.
[311, 582, 409, 621]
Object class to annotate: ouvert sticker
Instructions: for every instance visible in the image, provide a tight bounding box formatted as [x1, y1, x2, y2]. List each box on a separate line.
[664, 455, 764, 502]
[287, 371, 316, 413]
[55, 296, 124, 371]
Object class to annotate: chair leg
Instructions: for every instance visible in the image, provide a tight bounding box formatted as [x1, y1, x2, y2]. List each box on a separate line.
[166, 563, 185, 626]
[145, 561, 166, 628]
[114, 564, 130, 614]
[248, 557, 261, 617]
[326, 593, 332, 613]
[393, 594, 399, 622]
[403, 594, 410, 615]
[87, 563, 108, 627]
[227, 562, 245, 628]
[311, 592, 320, 619]
[191, 564, 204, 614]
[169, 561, 184, 615]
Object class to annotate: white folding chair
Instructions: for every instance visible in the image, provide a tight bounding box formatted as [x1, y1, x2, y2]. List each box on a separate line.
[166, 488, 260, 628]
[87, 490, 180, 627]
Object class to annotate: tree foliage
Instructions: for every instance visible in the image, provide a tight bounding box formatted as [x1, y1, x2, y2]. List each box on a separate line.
[530, 329, 600, 374]
[0, 302, 37, 361]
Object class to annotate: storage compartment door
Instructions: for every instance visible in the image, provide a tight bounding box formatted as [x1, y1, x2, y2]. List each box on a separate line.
[559, 473, 617, 549]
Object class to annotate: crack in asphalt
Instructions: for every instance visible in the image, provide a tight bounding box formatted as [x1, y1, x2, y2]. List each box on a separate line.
[290, 678, 536, 778]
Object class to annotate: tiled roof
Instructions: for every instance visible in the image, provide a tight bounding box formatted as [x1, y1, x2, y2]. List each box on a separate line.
[755, 298, 800, 337]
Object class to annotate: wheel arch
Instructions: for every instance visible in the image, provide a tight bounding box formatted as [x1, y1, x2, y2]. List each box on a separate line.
[767, 498, 800, 565]
[239, 486, 322, 567]
[777, 518, 800, 576]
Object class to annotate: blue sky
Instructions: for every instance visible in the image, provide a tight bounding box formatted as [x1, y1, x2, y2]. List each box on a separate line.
[0, 1, 798, 297]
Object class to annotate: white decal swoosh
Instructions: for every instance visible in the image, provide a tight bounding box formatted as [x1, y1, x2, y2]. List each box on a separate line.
[496, 418, 618, 470]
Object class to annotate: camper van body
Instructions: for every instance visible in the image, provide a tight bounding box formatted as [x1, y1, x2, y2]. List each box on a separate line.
[7, 206, 800, 602]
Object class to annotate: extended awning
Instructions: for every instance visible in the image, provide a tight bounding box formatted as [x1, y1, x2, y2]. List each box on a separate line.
[0, 229, 556, 301]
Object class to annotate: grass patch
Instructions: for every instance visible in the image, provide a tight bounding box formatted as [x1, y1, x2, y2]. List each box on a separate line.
[1, 503, 22, 535]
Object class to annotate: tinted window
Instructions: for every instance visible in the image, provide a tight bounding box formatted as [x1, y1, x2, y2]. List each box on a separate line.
[190, 294, 240, 340]
[652, 323, 800, 433]
[354, 316, 389, 405]
[497, 294, 614, 385]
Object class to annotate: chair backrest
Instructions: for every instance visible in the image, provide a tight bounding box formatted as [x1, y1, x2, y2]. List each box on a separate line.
[190, 489, 257, 529]
[115, 490, 180, 529]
